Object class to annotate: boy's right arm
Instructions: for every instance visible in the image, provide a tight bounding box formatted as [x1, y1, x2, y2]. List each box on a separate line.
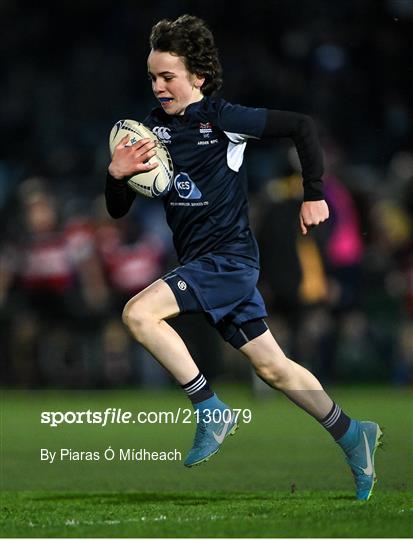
[105, 172, 136, 219]
[105, 134, 159, 218]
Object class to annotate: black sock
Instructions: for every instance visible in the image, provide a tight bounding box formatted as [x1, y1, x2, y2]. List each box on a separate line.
[320, 402, 351, 440]
[181, 372, 214, 404]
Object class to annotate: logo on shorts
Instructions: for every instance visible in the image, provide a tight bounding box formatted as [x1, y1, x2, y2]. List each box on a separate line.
[174, 172, 202, 199]
[177, 280, 187, 291]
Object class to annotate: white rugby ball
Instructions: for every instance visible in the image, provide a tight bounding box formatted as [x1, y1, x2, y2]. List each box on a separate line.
[109, 119, 174, 198]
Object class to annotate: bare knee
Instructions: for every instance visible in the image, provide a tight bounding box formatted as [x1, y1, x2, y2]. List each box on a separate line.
[122, 298, 157, 341]
[240, 331, 294, 389]
[253, 356, 293, 389]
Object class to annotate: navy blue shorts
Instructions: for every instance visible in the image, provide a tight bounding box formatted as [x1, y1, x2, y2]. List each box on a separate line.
[162, 254, 267, 342]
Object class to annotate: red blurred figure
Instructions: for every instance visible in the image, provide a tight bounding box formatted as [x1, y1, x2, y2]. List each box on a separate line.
[0, 179, 108, 386]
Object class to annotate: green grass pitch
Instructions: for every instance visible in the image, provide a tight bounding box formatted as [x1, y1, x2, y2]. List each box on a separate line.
[1, 385, 412, 537]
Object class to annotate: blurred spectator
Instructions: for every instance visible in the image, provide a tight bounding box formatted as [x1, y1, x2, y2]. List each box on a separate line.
[253, 151, 331, 384]
[0, 178, 108, 386]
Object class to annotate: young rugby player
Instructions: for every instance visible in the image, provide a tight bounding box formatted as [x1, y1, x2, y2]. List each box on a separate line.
[105, 15, 382, 500]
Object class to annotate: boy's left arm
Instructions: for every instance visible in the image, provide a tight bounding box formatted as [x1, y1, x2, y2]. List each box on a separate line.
[262, 109, 329, 234]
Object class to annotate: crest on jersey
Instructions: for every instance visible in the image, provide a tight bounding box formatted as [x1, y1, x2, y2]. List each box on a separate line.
[199, 122, 212, 138]
[174, 172, 202, 199]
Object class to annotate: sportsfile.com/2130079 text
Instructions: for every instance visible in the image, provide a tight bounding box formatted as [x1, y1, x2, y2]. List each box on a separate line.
[40, 408, 252, 427]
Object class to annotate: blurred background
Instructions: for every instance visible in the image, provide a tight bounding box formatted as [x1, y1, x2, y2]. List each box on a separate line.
[1, 0, 412, 390]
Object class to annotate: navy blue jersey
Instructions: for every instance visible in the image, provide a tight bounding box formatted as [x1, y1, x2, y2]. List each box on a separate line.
[143, 97, 267, 268]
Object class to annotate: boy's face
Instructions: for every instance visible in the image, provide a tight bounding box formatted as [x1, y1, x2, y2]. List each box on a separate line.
[147, 50, 205, 115]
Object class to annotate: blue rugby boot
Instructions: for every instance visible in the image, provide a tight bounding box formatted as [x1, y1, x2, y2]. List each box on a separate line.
[337, 420, 383, 500]
[184, 395, 238, 467]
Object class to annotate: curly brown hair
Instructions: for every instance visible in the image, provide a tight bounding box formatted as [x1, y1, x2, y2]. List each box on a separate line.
[149, 15, 223, 96]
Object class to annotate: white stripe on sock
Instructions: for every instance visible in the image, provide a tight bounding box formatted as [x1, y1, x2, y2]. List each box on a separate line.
[324, 405, 340, 426]
[185, 374, 205, 391]
[323, 405, 341, 428]
[186, 379, 207, 395]
[324, 406, 340, 428]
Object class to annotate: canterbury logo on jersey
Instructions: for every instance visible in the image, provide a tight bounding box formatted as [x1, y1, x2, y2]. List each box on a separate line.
[174, 172, 202, 199]
[153, 126, 171, 142]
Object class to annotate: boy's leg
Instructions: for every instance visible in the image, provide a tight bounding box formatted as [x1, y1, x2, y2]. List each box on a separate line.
[239, 327, 382, 500]
[122, 279, 198, 383]
[240, 328, 334, 418]
[122, 278, 237, 467]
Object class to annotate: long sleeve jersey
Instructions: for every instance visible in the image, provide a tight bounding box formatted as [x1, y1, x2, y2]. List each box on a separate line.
[105, 96, 324, 267]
